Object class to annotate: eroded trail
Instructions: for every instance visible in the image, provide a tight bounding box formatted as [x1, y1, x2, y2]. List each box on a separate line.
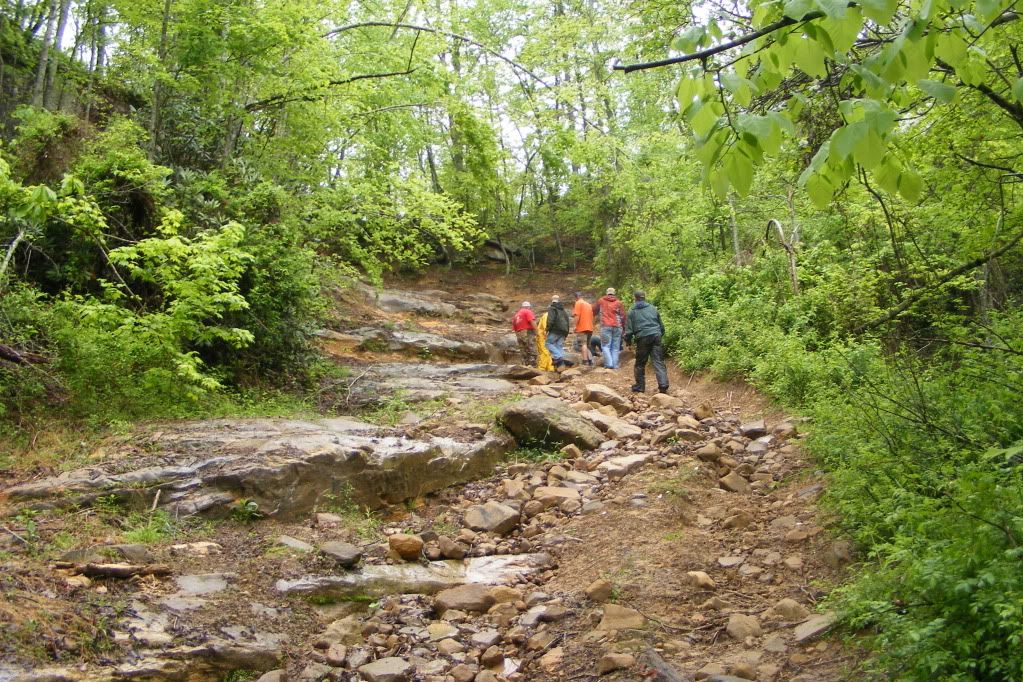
[0, 268, 854, 682]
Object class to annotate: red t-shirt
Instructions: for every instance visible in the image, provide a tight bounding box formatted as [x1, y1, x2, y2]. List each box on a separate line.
[512, 308, 536, 331]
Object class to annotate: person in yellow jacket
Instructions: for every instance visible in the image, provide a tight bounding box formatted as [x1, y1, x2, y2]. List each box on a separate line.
[535, 311, 555, 371]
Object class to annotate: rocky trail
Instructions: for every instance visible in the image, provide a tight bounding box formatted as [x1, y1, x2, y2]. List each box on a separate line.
[0, 268, 855, 682]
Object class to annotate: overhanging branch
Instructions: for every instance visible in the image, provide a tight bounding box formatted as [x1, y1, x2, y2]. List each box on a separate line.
[245, 69, 416, 112]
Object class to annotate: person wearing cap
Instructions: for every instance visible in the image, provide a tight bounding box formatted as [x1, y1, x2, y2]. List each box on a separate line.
[594, 287, 626, 369]
[624, 290, 669, 393]
[511, 301, 538, 366]
[545, 295, 572, 368]
[572, 292, 595, 366]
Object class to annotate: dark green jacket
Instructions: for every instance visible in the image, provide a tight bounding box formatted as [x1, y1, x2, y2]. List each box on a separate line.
[625, 301, 665, 341]
[547, 302, 570, 336]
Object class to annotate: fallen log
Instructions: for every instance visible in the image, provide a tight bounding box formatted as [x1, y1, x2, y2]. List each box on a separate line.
[0, 344, 50, 365]
[54, 562, 173, 578]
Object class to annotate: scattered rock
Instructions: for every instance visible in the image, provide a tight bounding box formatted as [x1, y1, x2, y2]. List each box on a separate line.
[434, 584, 496, 614]
[770, 598, 811, 622]
[650, 393, 685, 410]
[793, 612, 837, 642]
[539, 647, 565, 672]
[739, 419, 768, 438]
[585, 579, 614, 603]
[597, 604, 646, 631]
[726, 613, 762, 640]
[597, 653, 636, 674]
[464, 501, 520, 534]
[321, 541, 362, 568]
[583, 384, 631, 414]
[278, 535, 315, 553]
[720, 471, 752, 494]
[358, 656, 413, 681]
[686, 571, 716, 589]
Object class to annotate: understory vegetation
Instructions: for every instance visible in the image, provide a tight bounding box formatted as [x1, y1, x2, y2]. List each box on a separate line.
[2, 0, 1023, 677]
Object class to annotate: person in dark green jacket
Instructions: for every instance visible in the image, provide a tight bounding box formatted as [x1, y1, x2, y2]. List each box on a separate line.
[624, 290, 669, 393]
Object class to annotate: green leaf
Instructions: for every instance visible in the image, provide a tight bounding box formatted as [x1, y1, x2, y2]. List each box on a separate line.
[935, 33, 967, 68]
[727, 152, 755, 196]
[783, 0, 815, 19]
[830, 121, 868, 163]
[853, 126, 886, 169]
[690, 101, 723, 139]
[898, 169, 923, 202]
[805, 173, 834, 207]
[874, 156, 901, 193]
[917, 79, 957, 103]
[1012, 77, 1023, 104]
[815, 0, 849, 20]
[673, 26, 706, 53]
[859, 0, 898, 23]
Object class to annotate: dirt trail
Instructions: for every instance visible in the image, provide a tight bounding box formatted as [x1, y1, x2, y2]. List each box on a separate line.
[0, 266, 856, 682]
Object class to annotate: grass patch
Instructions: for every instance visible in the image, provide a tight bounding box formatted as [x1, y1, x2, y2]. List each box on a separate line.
[363, 391, 445, 426]
[509, 445, 564, 463]
[319, 484, 383, 540]
[122, 510, 177, 544]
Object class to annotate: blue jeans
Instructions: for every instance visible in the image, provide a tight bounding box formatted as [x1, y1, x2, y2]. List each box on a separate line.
[545, 333, 566, 361]
[600, 326, 622, 368]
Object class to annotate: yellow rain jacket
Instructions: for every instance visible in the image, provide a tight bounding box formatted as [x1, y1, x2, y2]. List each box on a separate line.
[535, 312, 555, 372]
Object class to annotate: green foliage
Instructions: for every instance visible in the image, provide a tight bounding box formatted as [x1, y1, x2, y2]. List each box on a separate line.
[122, 510, 177, 544]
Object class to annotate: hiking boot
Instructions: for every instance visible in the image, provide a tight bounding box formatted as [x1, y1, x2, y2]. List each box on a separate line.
[658, 387, 670, 394]
[562, 359, 575, 367]
[631, 385, 644, 393]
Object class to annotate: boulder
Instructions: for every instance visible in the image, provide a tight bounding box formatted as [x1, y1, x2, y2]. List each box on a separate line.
[585, 579, 614, 602]
[388, 534, 424, 561]
[694, 402, 715, 420]
[498, 397, 604, 450]
[358, 657, 413, 682]
[464, 501, 520, 535]
[770, 598, 810, 622]
[582, 384, 631, 414]
[434, 584, 496, 614]
[739, 419, 768, 438]
[598, 653, 636, 674]
[793, 612, 837, 642]
[650, 393, 685, 410]
[597, 604, 646, 631]
[720, 471, 752, 494]
[726, 613, 762, 640]
[320, 541, 362, 568]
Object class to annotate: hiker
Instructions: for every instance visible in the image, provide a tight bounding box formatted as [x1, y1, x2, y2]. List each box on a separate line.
[588, 334, 603, 365]
[594, 287, 625, 369]
[535, 308, 555, 371]
[511, 301, 537, 366]
[624, 289, 669, 394]
[572, 292, 595, 365]
[545, 295, 572, 367]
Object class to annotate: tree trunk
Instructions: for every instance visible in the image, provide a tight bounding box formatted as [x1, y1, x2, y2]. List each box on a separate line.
[31, 0, 60, 107]
[728, 194, 742, 265]
[42, 0, 72, 110]
[149, 0, 174, 160]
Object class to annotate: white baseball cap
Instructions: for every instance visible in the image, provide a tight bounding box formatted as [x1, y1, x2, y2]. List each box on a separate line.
[606, 287, 616, 295]
[552, 295, 560, 303]
[522, 301, 531, 308]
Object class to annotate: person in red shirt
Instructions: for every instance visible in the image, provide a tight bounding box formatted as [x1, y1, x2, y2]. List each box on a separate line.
[572, 292, 595, 365]
[593, 287, 625, 369]
[511, 301, 537, 366]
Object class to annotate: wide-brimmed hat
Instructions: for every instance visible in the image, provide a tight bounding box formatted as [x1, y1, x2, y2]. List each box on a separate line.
[606, 287, 616, 295]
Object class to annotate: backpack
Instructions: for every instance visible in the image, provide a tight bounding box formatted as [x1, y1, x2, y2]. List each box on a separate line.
[548, 306, 570, 335]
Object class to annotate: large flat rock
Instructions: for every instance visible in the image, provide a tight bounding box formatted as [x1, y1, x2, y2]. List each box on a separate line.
[275, 553, 553, 599]
[498, 397, 604, 450]
[3, 418, 515, 520]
